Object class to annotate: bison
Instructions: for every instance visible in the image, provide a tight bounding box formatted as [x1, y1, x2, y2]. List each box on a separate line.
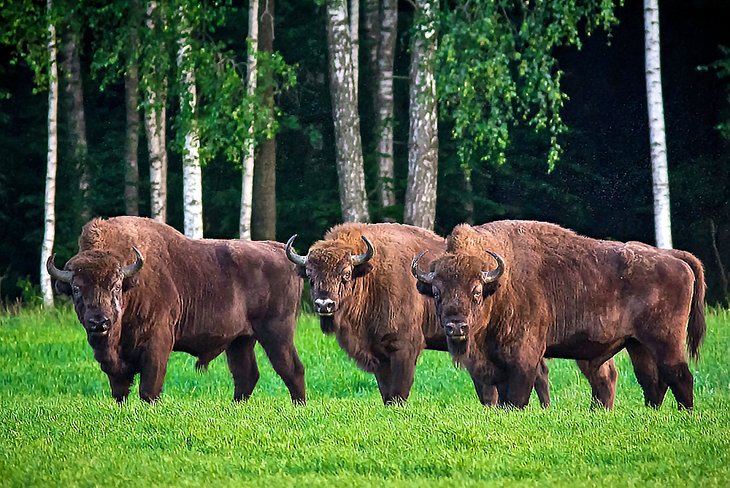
[47, 216, 305, 404]
[412, 220, 705, 409]
[286, 222, 616, 407]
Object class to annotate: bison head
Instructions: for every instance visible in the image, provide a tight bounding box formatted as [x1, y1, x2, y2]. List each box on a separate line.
[47, 248, 144, 340]
[286, 234, 374, 333]
[412, 250, 504, 356]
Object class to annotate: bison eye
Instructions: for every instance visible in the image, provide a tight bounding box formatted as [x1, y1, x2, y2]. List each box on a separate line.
[72, 285, 81, 297]
[342, 270, 351, 282]
[432, 287, 441, 300]
[472, 286, 482, 301]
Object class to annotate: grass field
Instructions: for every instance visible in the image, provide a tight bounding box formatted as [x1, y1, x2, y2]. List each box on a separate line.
[1, 306, 729, 486]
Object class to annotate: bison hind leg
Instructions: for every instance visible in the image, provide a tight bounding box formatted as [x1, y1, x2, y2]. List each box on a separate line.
[226, 336, 260, 402]
[533, 360, 551, 408]
[626, 342, 668, 408]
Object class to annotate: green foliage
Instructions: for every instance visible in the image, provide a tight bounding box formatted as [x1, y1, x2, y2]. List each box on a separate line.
[1, 307, 730, 484]
[702, 45, 730, 140]
[0, 0, 54, 89]
[437, 0, 620, 170]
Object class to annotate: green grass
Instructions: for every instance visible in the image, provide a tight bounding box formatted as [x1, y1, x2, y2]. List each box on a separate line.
[1, 307, 730, 486]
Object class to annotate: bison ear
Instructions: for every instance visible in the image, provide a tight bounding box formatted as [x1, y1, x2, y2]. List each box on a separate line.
[54, 280, 72, 296]
[295, 265, 308, 279]
[353, 262, 373, 278]
[415, 280, 433, 297]
[122, 276, 140, 291]
[483, 282, 499, 297]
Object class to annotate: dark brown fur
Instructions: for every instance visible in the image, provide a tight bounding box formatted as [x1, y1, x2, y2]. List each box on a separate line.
[415, 221, 705, 409]
[55, 216, 305, 403]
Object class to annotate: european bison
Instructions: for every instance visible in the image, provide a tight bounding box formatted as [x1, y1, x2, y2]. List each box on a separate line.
[286, 222, 616, 407]
[412, 220, 705, 409]
[47, 216, 305, 404]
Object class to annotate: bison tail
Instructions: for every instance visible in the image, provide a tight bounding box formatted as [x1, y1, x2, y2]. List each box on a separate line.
[675, 250, 707, 363]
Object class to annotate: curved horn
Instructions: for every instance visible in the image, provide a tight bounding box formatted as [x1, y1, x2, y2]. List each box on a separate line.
[351, 236, 374, 266]
[481, 250, 505, 284]
[285, 234, 308, 267]
[411, 250, 434, 285]
[46, 255, 73, 283]
[121, 247, 144, 278]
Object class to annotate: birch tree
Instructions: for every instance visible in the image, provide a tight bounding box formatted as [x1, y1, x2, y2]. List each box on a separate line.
[41, 0, 59, 306]
[325, 0, 369, 223]
[375, 0, 397, 208]
[143, 0, 168, 223]
[363, 0, 379, 84]
[644, 0, 672, 249]
[177, 7, 203, 239]
[350, 0, 359, 100]
[404, 0, 438, 230]
[240, 0, 259, 240]
[252, 0, 277, 241]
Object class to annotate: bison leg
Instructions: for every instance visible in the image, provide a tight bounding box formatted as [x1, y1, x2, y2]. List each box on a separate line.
[471, 376, 498, 406]
[626, 342, 668, 408]
[138, 337, 172, 403]
[383, 351, 418, 405]
[533, 360, 551, 408]
[108, 373, 134, 404]
[374, 364, 393, 404]
[258, 335, 306, 404]
[651, 343, 694, 410]
[226, 336, 260, 402]
[503, 364, 538, 409]
[576, 358, 618, 409]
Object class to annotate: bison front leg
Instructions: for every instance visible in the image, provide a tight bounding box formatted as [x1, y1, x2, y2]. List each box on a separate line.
[108, 373, 134, 404]
[138, 338, 173, 403]
[383, 351, 418, 405]
[502, 364, 539, 409]
[226, 336, 260, 402]
[471, 376, 498, 406]
[258, 335, 306, 404]
[533, 360, 551, 408]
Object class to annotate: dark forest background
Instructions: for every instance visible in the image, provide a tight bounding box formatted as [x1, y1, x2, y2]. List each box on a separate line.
[1, 0, 729, 303]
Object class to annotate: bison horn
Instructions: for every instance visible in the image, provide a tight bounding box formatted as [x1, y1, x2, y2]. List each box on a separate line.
[285, 234, 308, 267]
[481, 250, 505, 283]
[351, 236, 374, 266]
[121, 247, 144, 277]
[46, 255, 73, 283]
[411, 250, 434, 284]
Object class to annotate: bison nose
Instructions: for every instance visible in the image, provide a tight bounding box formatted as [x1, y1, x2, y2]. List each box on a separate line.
[313, 298, 336, 316]
[445, 322, 469, 338]
[87, 316, 110, 333]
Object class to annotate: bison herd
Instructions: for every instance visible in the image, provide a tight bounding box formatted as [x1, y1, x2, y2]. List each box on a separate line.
[47, 216, 706, 410]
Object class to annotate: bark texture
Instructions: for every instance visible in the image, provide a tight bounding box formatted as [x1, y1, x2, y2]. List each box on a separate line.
[375, 0, 397, 207]
[326, 0, 370, 223]
[144, 0, 168, 223]
[177, 15, 203, 239]
[252, 0, 277, 241]
[644, 0, 672, 249]
[41, 0, 58, 306]
[350, 0, 359, 101]
[124, 2, 141, 216]
[404, 0, 438, 230]
[61, 25, 90, 222]
[240, 0, 259, 240]
[363, 0, 380, 83]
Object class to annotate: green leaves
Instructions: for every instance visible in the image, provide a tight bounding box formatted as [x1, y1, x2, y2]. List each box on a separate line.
[437, 0, 620, 171]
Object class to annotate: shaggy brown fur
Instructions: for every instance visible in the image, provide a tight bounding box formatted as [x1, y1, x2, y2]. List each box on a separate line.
[415, 220, 705, 410]
[52, 216, 305, 404]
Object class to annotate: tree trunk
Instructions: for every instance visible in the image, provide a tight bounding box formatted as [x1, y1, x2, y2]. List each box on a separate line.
[41, 0, 58, 306]
[144, 0, 168, 223]
[177, 15, 203, 239]
[124, 2, 141, 216]
[644, 0, 672, 249]
[404, 0, 438, 230]
[461, 166, 474, 225]
[363, 0, 379, 86]
[252, 0, 277, 241]
[326, 0, 370, 223]
[61, 24, 90, 223]
[350, 0, 359, 101]
[240, 0, 259, 240]
[375, 0, 397, 207]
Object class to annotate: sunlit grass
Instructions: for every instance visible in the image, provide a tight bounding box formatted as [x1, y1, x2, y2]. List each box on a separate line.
[1, 306, 729, 486]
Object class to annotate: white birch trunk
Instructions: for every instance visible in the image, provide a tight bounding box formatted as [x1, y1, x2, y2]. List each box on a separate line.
[326, 0, 370, 222]
[144, 0, 168, 223]
[41, 0, 58, 306]
[177, 18, 203, 239]
[240, 0, 259, 240]
[350, 0, 359, 101]
[644, 0, 672, 249]
[375, 0, 397, 207]
[404, 0, 438, 230]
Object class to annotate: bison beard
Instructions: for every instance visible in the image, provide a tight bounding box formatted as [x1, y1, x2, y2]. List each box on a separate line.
[414, 220, 706, 410]
[49, 216, 306, 404]
[319, 315, 336, 334]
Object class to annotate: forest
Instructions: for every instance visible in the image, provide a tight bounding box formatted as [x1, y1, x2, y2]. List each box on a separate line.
[1, 0, 729, 305]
